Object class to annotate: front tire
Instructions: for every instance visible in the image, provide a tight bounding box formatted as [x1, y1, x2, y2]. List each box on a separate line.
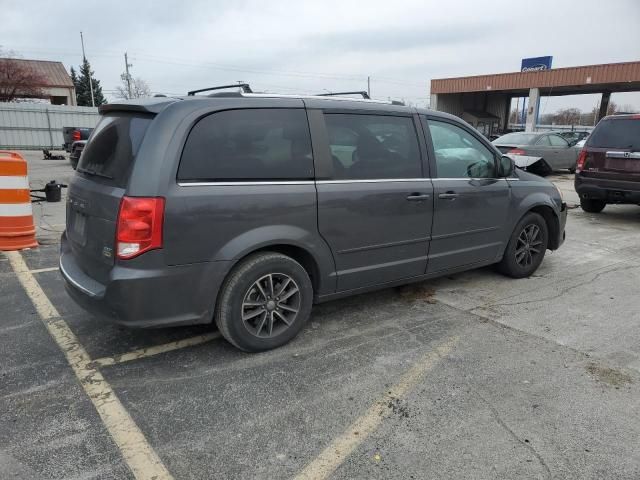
[497, 212, 549, 278]
[580, 198, 606, 213]
[215, 252, 313, 352]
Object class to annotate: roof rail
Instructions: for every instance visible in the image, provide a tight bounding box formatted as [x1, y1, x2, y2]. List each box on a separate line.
[317, 91, 371, 99]
[241, 92, 399, 105]
[187, 83, 253, 96]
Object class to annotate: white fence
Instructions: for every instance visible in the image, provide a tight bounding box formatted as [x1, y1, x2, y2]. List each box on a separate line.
[0, 103, 100, 150]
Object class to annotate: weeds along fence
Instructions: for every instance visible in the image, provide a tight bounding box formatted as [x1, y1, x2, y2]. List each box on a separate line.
[0, 103, 99, 150]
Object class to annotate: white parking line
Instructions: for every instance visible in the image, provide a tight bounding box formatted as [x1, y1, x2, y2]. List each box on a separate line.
[29, 266, 59, 274]
[92, 332, 222, 368]
[5, 251, 174, 480]
[293, 335, 459, 480]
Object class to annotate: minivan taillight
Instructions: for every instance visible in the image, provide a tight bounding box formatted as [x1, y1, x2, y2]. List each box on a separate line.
[116, 196, 165, 259]
[508, 148, 526, 156]
[72, 130, 81, 141]
[576, 149, 588, 173]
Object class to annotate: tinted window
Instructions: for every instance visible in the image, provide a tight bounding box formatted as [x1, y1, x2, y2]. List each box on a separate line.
[494, 132, 537, 145]
[536, 135, 551, 146]
[549, 135, 568, 147]
[324, 114, 421, 180]
[587, 118, 640, 149]
[78, 113, 153, 188]
[178, 109, 313, 181]
[428, 120, 496, 178]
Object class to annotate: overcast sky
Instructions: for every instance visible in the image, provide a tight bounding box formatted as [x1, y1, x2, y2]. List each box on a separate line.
[3, 0, 640, 113]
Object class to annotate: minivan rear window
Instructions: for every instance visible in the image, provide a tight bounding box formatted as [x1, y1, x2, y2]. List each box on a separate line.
[587, 117, 640, 149]
[77, 113, 153, 188]
[178, 109, 313, 182]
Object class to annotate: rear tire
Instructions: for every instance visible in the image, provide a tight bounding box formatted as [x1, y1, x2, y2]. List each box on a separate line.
[497, 212, 548, 279]
[580, 198, 606, 213]
[215, 252, 313, 352]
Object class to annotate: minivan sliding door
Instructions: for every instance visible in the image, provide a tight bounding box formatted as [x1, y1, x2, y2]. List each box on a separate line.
[312, 112, 433, 292]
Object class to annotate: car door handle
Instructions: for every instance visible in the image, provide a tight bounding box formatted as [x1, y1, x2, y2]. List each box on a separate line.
[406, 193, 430, 201]
[438, 192, 459, 200]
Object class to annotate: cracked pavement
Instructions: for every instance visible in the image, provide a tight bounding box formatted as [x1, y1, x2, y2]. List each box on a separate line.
[1, 167, 640, 479]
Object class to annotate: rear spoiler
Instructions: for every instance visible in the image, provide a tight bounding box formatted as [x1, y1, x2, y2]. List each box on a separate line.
[99, 98, 179, 115]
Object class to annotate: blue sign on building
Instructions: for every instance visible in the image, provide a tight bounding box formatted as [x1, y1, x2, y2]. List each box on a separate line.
[521, 56, 553, 72]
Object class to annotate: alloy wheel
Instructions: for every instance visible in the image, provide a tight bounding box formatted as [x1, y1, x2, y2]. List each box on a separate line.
[515, 224, 543, 267]
[241, 273, 301, 338]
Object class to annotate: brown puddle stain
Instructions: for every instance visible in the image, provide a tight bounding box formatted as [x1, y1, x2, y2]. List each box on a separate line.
[586, 362, 633, 387]
[397, 284, 437, 304]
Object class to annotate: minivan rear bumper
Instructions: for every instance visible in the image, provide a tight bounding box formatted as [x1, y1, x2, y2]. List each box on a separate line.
[575, 175, 640, 204]
[60, 232, 230, 328]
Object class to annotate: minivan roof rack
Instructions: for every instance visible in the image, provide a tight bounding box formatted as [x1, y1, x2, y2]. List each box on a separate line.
[317, 91, 371, 99]
[187, 84, 253, 96]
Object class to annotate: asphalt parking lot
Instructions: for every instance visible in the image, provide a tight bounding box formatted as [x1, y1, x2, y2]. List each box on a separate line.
[1, 152, 639, 479]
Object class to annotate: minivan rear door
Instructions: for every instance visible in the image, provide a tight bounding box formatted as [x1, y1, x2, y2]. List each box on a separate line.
[311, 110, 433, 292]
[66, 112, 153, 283]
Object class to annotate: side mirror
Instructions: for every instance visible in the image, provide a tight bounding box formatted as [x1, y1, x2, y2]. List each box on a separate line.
[499, 155, 515, 177]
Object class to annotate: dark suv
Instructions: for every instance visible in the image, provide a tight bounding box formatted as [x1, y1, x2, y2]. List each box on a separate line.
[575, 114, 640, 212]
[60, 87, 567, 352]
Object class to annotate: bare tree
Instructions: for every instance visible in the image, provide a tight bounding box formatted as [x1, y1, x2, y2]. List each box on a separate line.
[0, 49, 46, 102]
[115, 74, 151, 100]
[552, 108, 582, 125]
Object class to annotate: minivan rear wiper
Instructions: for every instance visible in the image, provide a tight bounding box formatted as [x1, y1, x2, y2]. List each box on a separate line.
[77, 167, 114, 179]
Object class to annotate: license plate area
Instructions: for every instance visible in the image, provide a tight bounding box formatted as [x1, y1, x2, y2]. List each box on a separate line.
[69, 209, 87, 246]
[604, 157, 640, 173]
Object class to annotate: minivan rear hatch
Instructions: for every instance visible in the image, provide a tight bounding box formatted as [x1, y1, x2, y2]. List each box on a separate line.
[66, 112, 154, 283]
[583, 116, 640, 180]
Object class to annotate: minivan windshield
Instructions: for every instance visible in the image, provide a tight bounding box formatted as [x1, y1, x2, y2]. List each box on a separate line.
[587, 117, 640, 149]
[77, 113, 154, 188]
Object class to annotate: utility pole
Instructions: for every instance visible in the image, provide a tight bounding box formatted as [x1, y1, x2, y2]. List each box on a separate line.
[367, 76, 371, 98]
[80, 31, 95, 107]
[124, 52, 133, 99]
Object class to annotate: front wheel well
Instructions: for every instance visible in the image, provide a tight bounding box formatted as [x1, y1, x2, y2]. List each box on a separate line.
[527, 205, 560, 249]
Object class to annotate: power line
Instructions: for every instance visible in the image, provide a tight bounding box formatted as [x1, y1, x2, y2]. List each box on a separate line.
[9, 44, 431, 90]
[130, 53, 366, 82]
[129, 52, 430, 88]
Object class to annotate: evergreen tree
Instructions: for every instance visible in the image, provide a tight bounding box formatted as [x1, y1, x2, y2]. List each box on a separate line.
[76, 58, 106, 106]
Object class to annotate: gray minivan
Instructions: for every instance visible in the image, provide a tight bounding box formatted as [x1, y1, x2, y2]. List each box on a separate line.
[60, 87, 567, 352]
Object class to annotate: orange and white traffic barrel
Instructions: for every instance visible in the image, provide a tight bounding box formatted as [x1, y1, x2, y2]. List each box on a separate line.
[0, 150, 38, 250]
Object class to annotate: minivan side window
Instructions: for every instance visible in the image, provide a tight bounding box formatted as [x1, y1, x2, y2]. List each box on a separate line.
[178, 109, 313, 181]
[324, 114, 422, 180]
[427, 119, 496, 178]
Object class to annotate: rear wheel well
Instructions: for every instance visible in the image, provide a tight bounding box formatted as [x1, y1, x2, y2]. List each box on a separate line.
[527, 205, 560, 249]
[211, 245, 321, 325]
[240, 244, 320, 294]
